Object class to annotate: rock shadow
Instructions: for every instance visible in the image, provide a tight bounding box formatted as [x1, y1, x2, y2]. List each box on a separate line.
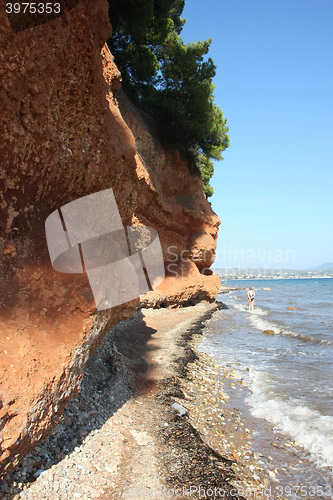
[2, 309, 158, 499]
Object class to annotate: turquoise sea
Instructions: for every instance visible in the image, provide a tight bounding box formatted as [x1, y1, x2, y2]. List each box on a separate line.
[199, 278, 333, 491]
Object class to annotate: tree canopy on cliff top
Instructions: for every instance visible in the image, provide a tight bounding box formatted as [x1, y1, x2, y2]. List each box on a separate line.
[107, 0, 229, 198]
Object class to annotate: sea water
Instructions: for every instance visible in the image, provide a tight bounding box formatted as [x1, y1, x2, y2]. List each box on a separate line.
[199, 278, 333, 485]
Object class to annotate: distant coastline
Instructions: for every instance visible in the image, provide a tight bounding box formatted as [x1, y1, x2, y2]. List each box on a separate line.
[214, 268, 333, 280]
[223, 276, 333, 280]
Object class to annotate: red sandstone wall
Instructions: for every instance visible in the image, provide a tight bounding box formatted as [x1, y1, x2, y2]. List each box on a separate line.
[0, 0, 220, 474]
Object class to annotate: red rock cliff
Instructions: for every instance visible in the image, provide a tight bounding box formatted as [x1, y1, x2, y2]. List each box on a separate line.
[0, 0, 220, 474]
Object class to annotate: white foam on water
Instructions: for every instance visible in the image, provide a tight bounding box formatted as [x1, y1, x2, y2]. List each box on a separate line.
[233, 303, 247, 312]
[249, 314, 286, 333]
[247, 367, 333, 469]
[248, 312, 333, 345]
[233, 303, 268, 315]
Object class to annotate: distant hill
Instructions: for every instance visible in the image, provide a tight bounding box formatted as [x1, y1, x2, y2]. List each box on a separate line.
[308, 263, 333, 271]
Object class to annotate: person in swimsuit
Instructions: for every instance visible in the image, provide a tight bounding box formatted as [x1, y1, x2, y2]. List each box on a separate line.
[247, 286, 255, 311]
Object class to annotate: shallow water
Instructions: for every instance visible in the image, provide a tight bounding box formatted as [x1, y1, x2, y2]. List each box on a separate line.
[199, 278, 333, 493]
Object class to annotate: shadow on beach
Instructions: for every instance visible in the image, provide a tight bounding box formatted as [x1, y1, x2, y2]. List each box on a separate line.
[2, 309, 158, 499]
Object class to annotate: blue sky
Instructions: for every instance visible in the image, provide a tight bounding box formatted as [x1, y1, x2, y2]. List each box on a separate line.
[181, 0, 333, 269]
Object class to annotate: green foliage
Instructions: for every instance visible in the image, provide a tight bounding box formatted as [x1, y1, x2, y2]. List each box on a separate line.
[107, 0, 184, 100]
[199, 154, 215, 199]
[107, 0, 229, 198]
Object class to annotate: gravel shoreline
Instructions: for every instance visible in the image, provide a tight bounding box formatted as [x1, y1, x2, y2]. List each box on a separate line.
[1, 301, 272, 500]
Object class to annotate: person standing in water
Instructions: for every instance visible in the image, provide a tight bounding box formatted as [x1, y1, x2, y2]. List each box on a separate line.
[247, 286, 255, 311]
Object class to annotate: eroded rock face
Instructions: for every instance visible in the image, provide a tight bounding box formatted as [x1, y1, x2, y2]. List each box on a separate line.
[0, 0, 220, 474]
[117, 92, 221, 307]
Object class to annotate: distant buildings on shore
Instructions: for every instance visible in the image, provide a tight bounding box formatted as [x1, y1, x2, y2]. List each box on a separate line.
[214, 268, 333, 280]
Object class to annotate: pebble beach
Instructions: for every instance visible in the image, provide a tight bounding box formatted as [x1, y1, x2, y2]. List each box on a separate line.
[0, 299, 324, 499]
